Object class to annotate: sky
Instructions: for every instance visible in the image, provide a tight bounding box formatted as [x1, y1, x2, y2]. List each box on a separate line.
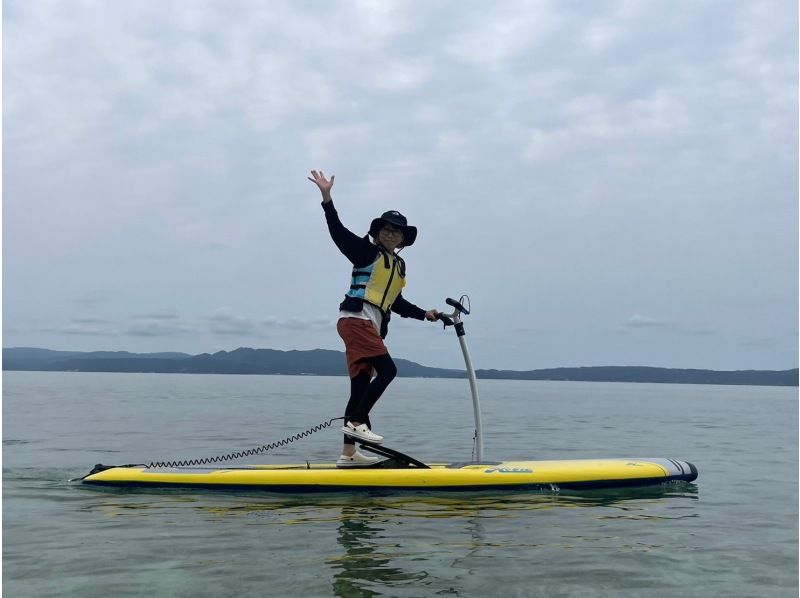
[3, 0, 798, 371]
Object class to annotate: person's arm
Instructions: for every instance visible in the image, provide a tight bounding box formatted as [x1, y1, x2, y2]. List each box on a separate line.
[392, 294, 439, 321]
[309, 170, 376, 266]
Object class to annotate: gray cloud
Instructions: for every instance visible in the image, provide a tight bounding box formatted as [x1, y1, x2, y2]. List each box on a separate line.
[206, 310, 336, 336]
[206, 309, 266, 336]
[125, 320, 196, 337]
[741, 337, 781, 349]
[3, 0, 796, 370]
[58, 322, 120, 337]
[625, 315, 673, 329]
[48, 310, 337, 341]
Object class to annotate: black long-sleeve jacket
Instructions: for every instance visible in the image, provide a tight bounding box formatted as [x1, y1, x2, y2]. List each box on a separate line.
[323, 201, 426, 336]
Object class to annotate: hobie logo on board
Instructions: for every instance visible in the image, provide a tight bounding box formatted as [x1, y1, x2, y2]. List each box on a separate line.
[484, 467, 533, 474]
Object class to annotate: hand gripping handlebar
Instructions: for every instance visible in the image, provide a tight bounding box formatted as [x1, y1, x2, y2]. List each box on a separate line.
[437, 295, 470, 328]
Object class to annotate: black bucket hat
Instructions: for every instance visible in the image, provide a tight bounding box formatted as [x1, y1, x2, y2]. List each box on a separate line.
[369, 210, 417, 247]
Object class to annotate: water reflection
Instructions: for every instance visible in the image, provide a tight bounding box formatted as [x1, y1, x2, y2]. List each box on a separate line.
[320, 486, 697, 597]
[328, 505, 429, 597]
[77, 482, 698, 520]
[75, 483, 698, 596]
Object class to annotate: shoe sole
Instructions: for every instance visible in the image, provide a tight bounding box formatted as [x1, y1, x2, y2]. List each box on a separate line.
[341, 426, 383, 444]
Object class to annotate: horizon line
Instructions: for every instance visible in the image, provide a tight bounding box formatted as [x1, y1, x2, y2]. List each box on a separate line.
[3, 346, 797, 374]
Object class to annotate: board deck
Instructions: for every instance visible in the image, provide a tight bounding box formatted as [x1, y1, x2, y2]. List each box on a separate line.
[80, 457, 697, 492]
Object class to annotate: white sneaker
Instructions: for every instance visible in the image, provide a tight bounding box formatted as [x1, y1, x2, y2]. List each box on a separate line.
[341, 422, 384, 444]
[336, 450, 380, 468]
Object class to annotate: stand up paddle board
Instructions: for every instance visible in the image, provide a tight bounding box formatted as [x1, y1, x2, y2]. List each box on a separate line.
[80, 441, 697, 492]
[76, 296, 699, 494]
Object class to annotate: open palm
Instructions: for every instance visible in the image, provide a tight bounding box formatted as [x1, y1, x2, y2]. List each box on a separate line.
[308, 170, 335, 194]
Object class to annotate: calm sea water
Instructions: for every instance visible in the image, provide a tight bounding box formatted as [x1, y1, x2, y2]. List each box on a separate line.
[3, 371, 797, 597]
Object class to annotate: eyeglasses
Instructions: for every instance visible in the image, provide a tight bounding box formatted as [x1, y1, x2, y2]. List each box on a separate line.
[380, 227, 403, 236]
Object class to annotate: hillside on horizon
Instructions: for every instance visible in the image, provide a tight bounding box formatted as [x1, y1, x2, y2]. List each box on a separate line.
[3, 347, 797, 387]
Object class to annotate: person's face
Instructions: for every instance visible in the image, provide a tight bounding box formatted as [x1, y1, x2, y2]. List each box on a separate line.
[378, 224, 404, 251]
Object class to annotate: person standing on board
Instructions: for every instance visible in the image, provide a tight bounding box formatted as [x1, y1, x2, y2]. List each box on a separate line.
[308, 170, 439, 467]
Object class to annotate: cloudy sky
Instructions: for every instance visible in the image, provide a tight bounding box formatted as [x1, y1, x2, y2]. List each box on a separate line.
[3, 0, 797, 371]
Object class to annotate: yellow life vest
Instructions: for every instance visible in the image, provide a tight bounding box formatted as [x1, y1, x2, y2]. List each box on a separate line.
[345, 248, 406, 314]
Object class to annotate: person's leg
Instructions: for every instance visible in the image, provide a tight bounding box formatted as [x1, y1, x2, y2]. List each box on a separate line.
[347, 353, 397, 425]
[336, 317, 392, 450]
[342, 371, 371, 455]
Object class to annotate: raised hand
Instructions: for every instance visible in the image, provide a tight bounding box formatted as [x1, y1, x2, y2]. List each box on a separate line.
[308, 170, 335, 202]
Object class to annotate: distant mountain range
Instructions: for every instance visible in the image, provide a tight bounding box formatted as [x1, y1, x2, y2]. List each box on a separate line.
[3, 347, 797, 386]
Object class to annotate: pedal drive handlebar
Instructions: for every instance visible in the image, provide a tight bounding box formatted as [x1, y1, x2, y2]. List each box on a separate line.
[436, 313, 455, 327]
[445, 297, 470, 315]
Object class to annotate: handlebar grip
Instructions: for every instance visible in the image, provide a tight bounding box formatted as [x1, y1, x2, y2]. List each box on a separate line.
[437, 314, 454, 326]
[445, 297, 470, 315]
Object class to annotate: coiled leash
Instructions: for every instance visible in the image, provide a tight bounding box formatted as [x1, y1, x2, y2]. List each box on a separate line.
[145, 416, 345, 468]
[78, 417, 346, 477]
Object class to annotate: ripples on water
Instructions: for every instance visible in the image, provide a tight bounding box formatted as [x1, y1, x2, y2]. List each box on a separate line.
[3, 372, 797, 597]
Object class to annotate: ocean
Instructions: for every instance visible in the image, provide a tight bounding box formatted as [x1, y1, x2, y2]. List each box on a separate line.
[3, 371, 797, 597]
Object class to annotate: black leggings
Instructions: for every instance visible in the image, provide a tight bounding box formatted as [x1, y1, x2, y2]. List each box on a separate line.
[343, 353, 397, 445]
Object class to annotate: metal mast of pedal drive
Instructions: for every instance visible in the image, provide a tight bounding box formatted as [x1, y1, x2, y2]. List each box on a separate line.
[444, 298, 484, 462]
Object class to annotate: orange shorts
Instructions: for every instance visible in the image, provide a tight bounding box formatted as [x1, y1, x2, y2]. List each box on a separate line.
[337, 317, 388, 378]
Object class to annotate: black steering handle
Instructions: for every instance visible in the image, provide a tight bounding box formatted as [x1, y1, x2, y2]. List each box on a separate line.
[446, 297, 470, 315]
[437, 313, 455, 327]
